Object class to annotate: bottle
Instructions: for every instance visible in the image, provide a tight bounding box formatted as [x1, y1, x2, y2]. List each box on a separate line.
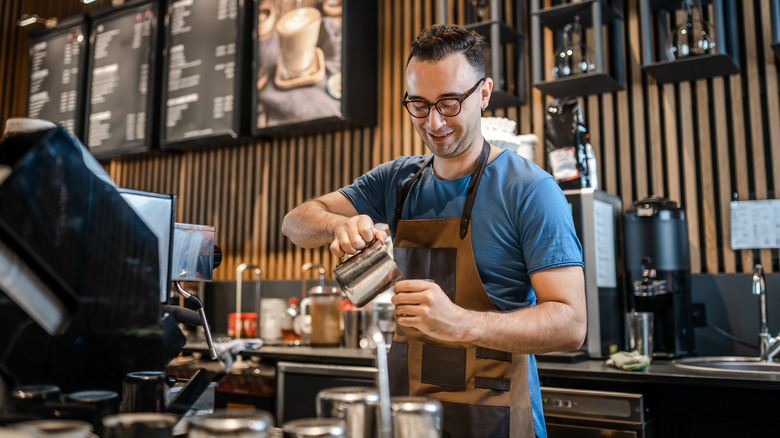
[282, 297, 302, 345]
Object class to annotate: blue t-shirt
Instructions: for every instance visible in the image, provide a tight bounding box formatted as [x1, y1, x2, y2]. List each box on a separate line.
[339, 149, 583, 438]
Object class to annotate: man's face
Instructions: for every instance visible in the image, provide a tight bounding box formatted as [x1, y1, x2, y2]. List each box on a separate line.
[405, 53, 489, 160]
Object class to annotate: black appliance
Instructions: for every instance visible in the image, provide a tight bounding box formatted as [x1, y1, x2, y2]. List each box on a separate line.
[624, 196, 695, 358]
[542, 387, 654, 438]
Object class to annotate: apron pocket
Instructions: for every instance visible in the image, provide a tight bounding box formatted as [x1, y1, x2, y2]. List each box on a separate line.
[440, 400, 510, 438]
[393, 246, 457, 301]
[388, 341, 409, 396]
[421, 344, 465, 390]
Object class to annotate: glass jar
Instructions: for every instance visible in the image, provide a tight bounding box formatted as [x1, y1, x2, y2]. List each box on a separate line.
[552, 16, 596, 78]
[666, 0, 716, 60]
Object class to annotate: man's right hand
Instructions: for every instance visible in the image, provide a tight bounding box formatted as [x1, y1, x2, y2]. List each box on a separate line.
[330, 214, 387, 258]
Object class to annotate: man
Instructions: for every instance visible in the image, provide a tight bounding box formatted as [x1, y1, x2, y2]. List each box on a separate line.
[282, 24, 586, 438]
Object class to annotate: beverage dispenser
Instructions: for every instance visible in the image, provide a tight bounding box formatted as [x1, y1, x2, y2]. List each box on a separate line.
[624, 196, 696, 358]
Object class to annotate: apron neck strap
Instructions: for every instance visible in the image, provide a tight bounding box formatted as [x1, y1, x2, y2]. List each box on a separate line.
[393, 140, 492, 240]
[459, 139, 491, 239]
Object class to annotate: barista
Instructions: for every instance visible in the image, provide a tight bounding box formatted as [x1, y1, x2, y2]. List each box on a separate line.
[282, 24, 586, 438]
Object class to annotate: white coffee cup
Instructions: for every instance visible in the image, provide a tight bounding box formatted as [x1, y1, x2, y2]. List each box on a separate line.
[276, 7, 321, 79]
[260, 298, 287, 341]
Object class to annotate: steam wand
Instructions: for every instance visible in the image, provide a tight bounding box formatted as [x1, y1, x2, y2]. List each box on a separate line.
[174, 281, 218, 360]
[365, 324, 392, 438]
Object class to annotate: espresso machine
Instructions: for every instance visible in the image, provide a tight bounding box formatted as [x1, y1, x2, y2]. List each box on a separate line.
[624, 196, 696, 358]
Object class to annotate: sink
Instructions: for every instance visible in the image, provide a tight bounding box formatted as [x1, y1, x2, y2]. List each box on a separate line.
[673, 356, 780, 374]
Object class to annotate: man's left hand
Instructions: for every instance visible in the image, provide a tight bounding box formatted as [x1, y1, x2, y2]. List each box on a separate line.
[391, 279, 467, 342]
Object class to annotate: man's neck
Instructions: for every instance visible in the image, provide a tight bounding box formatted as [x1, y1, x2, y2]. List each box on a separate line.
[431, 138, 485, 180]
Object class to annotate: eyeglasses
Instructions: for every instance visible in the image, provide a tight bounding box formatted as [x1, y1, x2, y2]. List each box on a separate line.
[402, 78, 486, 118]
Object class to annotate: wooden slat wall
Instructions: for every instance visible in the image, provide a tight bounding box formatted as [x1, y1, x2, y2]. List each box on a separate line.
[1, 0, 778, 281]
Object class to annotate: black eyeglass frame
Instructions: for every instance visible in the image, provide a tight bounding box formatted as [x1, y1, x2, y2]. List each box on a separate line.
[401, 77, 486, 118]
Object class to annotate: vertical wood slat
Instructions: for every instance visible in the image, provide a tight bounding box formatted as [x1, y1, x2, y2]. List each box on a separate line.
[627, 0, 648, 201]
[712, 77, 736, 273]
[741, 0, 772, 272]
[680, 82, 702, 274]
[696, 79, 718, 274]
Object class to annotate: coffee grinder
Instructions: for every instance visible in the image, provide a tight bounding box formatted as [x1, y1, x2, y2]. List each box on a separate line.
[624, 196, 696, 358]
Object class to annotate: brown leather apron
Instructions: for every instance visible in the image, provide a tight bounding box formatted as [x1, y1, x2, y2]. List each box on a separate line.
[389, 141, 535, 438]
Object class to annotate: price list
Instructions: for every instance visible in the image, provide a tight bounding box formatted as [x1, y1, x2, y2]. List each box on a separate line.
[26, 24, 86, 137]
[162, 0, 240, 144]
[86, 3, 157, 155]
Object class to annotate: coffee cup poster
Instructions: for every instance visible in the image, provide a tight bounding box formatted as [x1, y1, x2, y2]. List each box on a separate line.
[255, 0, 343, 129]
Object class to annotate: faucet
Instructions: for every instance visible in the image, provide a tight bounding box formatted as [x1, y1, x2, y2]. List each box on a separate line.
[752, 264, 780, 361]
[236, 263, 262, 340]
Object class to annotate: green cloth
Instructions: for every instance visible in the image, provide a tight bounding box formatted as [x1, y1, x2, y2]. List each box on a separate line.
[607, 350, 651, 371]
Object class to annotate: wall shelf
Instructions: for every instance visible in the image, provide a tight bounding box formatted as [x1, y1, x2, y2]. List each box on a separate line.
[465, 19, 525, 107]
[531, 0, 624, 98]
[639, 0, 740, 83]
[459, 0, 526, 108]
[536, 0, 620, 29]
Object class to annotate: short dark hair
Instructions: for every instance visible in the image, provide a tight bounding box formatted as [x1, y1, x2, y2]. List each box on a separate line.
[406, 24, 487, 77]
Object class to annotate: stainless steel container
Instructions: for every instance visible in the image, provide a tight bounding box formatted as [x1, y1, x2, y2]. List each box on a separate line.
[316, 387, 378, 438]
[187, 409, 274, 437]
[121, 371, 170, 413]
[12, 419, 93, 438]
[333, 239, 403, 308]
[281, 418, 345, 438]
[390, 397, 442, 438]
[102, 412, 178, 438]
[10, 384, 61, 414]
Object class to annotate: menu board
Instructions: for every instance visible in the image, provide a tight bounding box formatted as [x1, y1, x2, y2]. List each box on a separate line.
[85, 2, 159, 157]
[161, 0, 244, 146]
[26, 17, 88, 139]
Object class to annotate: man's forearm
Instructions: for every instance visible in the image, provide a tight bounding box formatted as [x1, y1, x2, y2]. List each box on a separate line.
[460, 302, 586, 354]
[281, 199, 347, 248]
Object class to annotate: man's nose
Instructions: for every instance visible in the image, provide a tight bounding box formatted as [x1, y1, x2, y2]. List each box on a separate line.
[425, 108, 446, 130]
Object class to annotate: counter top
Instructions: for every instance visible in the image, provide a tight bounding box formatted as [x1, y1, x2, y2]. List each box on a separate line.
[535, 357, 780, 390]
[182, 342, 780, 389]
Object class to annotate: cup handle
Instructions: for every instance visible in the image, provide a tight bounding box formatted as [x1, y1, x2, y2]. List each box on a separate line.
[299, 298, 312, 334]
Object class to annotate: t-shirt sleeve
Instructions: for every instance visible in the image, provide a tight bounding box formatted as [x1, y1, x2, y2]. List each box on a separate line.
[517, 176, 583, 274]
[337, 161, 395, 225]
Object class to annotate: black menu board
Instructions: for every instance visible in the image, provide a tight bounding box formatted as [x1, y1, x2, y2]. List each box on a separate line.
[161, 0, 245, 147]
[26, 16, 89, 139]
[85, 1, 160, 158]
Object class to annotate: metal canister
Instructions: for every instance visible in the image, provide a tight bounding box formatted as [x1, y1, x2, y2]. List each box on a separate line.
[281, 418, 345, 438]
[187, 409, 275, 437]
[390, 397, 442, 438]
[316, 387, 378, 438]
[121, 371, 170, 413]
[101, 413, 178, 438]
[10, 385, 61, 414]
[66, 390, 120, 436]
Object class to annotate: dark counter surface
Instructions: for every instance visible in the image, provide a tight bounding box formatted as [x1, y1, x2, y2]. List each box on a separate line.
[535, 356, 780, 390]
[182, 342, 780, 389]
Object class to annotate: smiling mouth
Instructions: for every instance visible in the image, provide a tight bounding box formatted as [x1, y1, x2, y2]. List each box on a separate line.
[428, 131, 451, 140]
